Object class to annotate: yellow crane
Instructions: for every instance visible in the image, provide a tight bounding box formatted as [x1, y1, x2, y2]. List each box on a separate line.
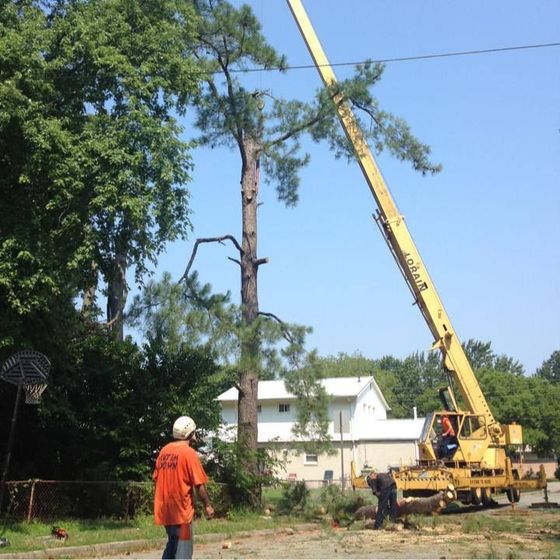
[286, 0, 547, 505]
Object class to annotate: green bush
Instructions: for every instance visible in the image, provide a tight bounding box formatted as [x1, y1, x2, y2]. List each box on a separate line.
[317, 485, 367, 526]
[203, 439, 282, 508]
[203, 481, 233, 517]
[276, 481, 309, 515]
[127, 483, 154, 518]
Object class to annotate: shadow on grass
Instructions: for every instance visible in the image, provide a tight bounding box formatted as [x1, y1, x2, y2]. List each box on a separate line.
[442, 501, 509, 515]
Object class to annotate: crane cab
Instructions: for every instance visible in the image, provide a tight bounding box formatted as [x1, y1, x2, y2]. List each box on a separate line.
[418, 410, 512, 469]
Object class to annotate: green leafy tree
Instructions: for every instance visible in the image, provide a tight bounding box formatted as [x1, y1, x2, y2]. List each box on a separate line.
[535, 350, 560, 383]
[1, 326, 223, 481]
[309, 352, 402, 419]
[183, 0, 440, 502]
[0, 0, 200, 344]
[128, 272, 308, 381]
[282, 344, 559, 455]
[463, 339, 524, 375]
[462, 340, 496, 370]
[128, 271, 238, 359]
[313, 352, 378, 379]
[374, 352, 442, 417]
[478, 368, 560, 456]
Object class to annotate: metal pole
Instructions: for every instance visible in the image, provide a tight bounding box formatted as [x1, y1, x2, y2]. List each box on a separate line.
[0, 382, 23, 512]
[27, 480, 37, 522]
[339, 410, 345, 489]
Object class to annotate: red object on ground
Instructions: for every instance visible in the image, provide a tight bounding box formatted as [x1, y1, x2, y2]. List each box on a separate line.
[51, 527, 69, 541]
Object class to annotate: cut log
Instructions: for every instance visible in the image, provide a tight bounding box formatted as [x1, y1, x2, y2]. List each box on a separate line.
[395, 491, 450, 515]
[354, 505, 377, 520]
[356, 484, 457, 526]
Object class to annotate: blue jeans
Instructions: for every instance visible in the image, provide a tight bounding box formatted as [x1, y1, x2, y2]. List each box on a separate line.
[162, 524, 193, 560]
[374, 485, 397, 529]
[162, 525, 179, 559]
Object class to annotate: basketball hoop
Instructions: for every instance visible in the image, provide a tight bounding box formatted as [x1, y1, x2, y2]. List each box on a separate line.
[0, 350, 51, 513]
[0, 350, 50, 404]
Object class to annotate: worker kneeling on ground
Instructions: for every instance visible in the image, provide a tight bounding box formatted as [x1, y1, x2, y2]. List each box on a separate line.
[367, 470, 397, 529]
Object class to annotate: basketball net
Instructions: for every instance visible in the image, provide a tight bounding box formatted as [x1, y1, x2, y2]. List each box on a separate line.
[23, 383, 47, 405]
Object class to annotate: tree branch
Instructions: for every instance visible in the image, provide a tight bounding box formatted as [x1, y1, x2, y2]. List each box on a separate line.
[266, 110, 326, 148]
[178, 235, 243, 284]
[350, 98, 383, 129]
[216, 43, 246, 159]
[98, 310, 121, 329]
[194, 40, 244, 153]
[258, 311, 296, 344]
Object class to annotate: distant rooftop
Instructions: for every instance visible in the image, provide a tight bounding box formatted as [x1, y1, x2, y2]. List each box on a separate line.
[217, 376, 388, 408]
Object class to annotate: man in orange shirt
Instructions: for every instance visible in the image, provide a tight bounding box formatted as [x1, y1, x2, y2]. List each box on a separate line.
[439, 414, 458, 459]
[153, 416, 214, 559]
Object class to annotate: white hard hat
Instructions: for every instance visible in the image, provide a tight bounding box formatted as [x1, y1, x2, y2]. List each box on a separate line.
[173, 416, 196, 440]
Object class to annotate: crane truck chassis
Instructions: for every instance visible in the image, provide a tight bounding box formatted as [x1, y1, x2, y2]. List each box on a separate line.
[286, 0, 547, 505]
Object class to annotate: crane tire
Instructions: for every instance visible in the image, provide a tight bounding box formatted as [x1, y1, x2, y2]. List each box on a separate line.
[481, 487, 493, 505]
[470, 488, 482, 506]
[506, 487, 520, 503]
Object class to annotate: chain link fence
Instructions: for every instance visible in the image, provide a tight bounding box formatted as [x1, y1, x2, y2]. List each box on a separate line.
[1, 480, 154, 521]
[1, 479, 233, 522]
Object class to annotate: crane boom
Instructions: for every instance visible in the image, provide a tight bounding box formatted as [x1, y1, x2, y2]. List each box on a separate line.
[286, 0, 498, 429]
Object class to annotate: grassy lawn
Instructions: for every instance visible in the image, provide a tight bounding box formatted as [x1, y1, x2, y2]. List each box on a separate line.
[1, 503, 559, 557]
[0, 512, 309, 554]
[0, 484, 345, 554]
[12, 486, 558, 556]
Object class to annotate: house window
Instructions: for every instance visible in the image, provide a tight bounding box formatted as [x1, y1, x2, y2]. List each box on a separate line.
[279, 403, 290, 413]
[304, 453, 318, 465]
[257, 405, 262, 414]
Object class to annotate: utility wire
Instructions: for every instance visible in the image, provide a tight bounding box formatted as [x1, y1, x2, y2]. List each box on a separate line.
[224, 41, 560, 74]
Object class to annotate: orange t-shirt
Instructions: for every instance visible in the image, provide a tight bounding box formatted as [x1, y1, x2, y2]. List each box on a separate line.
[153, 441, 208, 525]
[442, 416, 456, 437]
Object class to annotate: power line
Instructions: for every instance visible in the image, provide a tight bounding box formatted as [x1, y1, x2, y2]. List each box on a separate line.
[226, 41, 560, 74]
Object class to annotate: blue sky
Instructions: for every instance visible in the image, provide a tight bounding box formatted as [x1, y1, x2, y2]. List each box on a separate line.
[133, 0, 560, 375]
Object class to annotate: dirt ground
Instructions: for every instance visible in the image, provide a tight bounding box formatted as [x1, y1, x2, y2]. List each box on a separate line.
[113, 484, 560, 559]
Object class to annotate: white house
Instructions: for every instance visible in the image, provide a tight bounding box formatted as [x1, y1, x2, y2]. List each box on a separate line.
[217, 376, 424, 483]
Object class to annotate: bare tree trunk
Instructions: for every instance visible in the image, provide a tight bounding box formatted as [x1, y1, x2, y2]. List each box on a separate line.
[237, 137, 262, 506]
[106, 254, 128, 342]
